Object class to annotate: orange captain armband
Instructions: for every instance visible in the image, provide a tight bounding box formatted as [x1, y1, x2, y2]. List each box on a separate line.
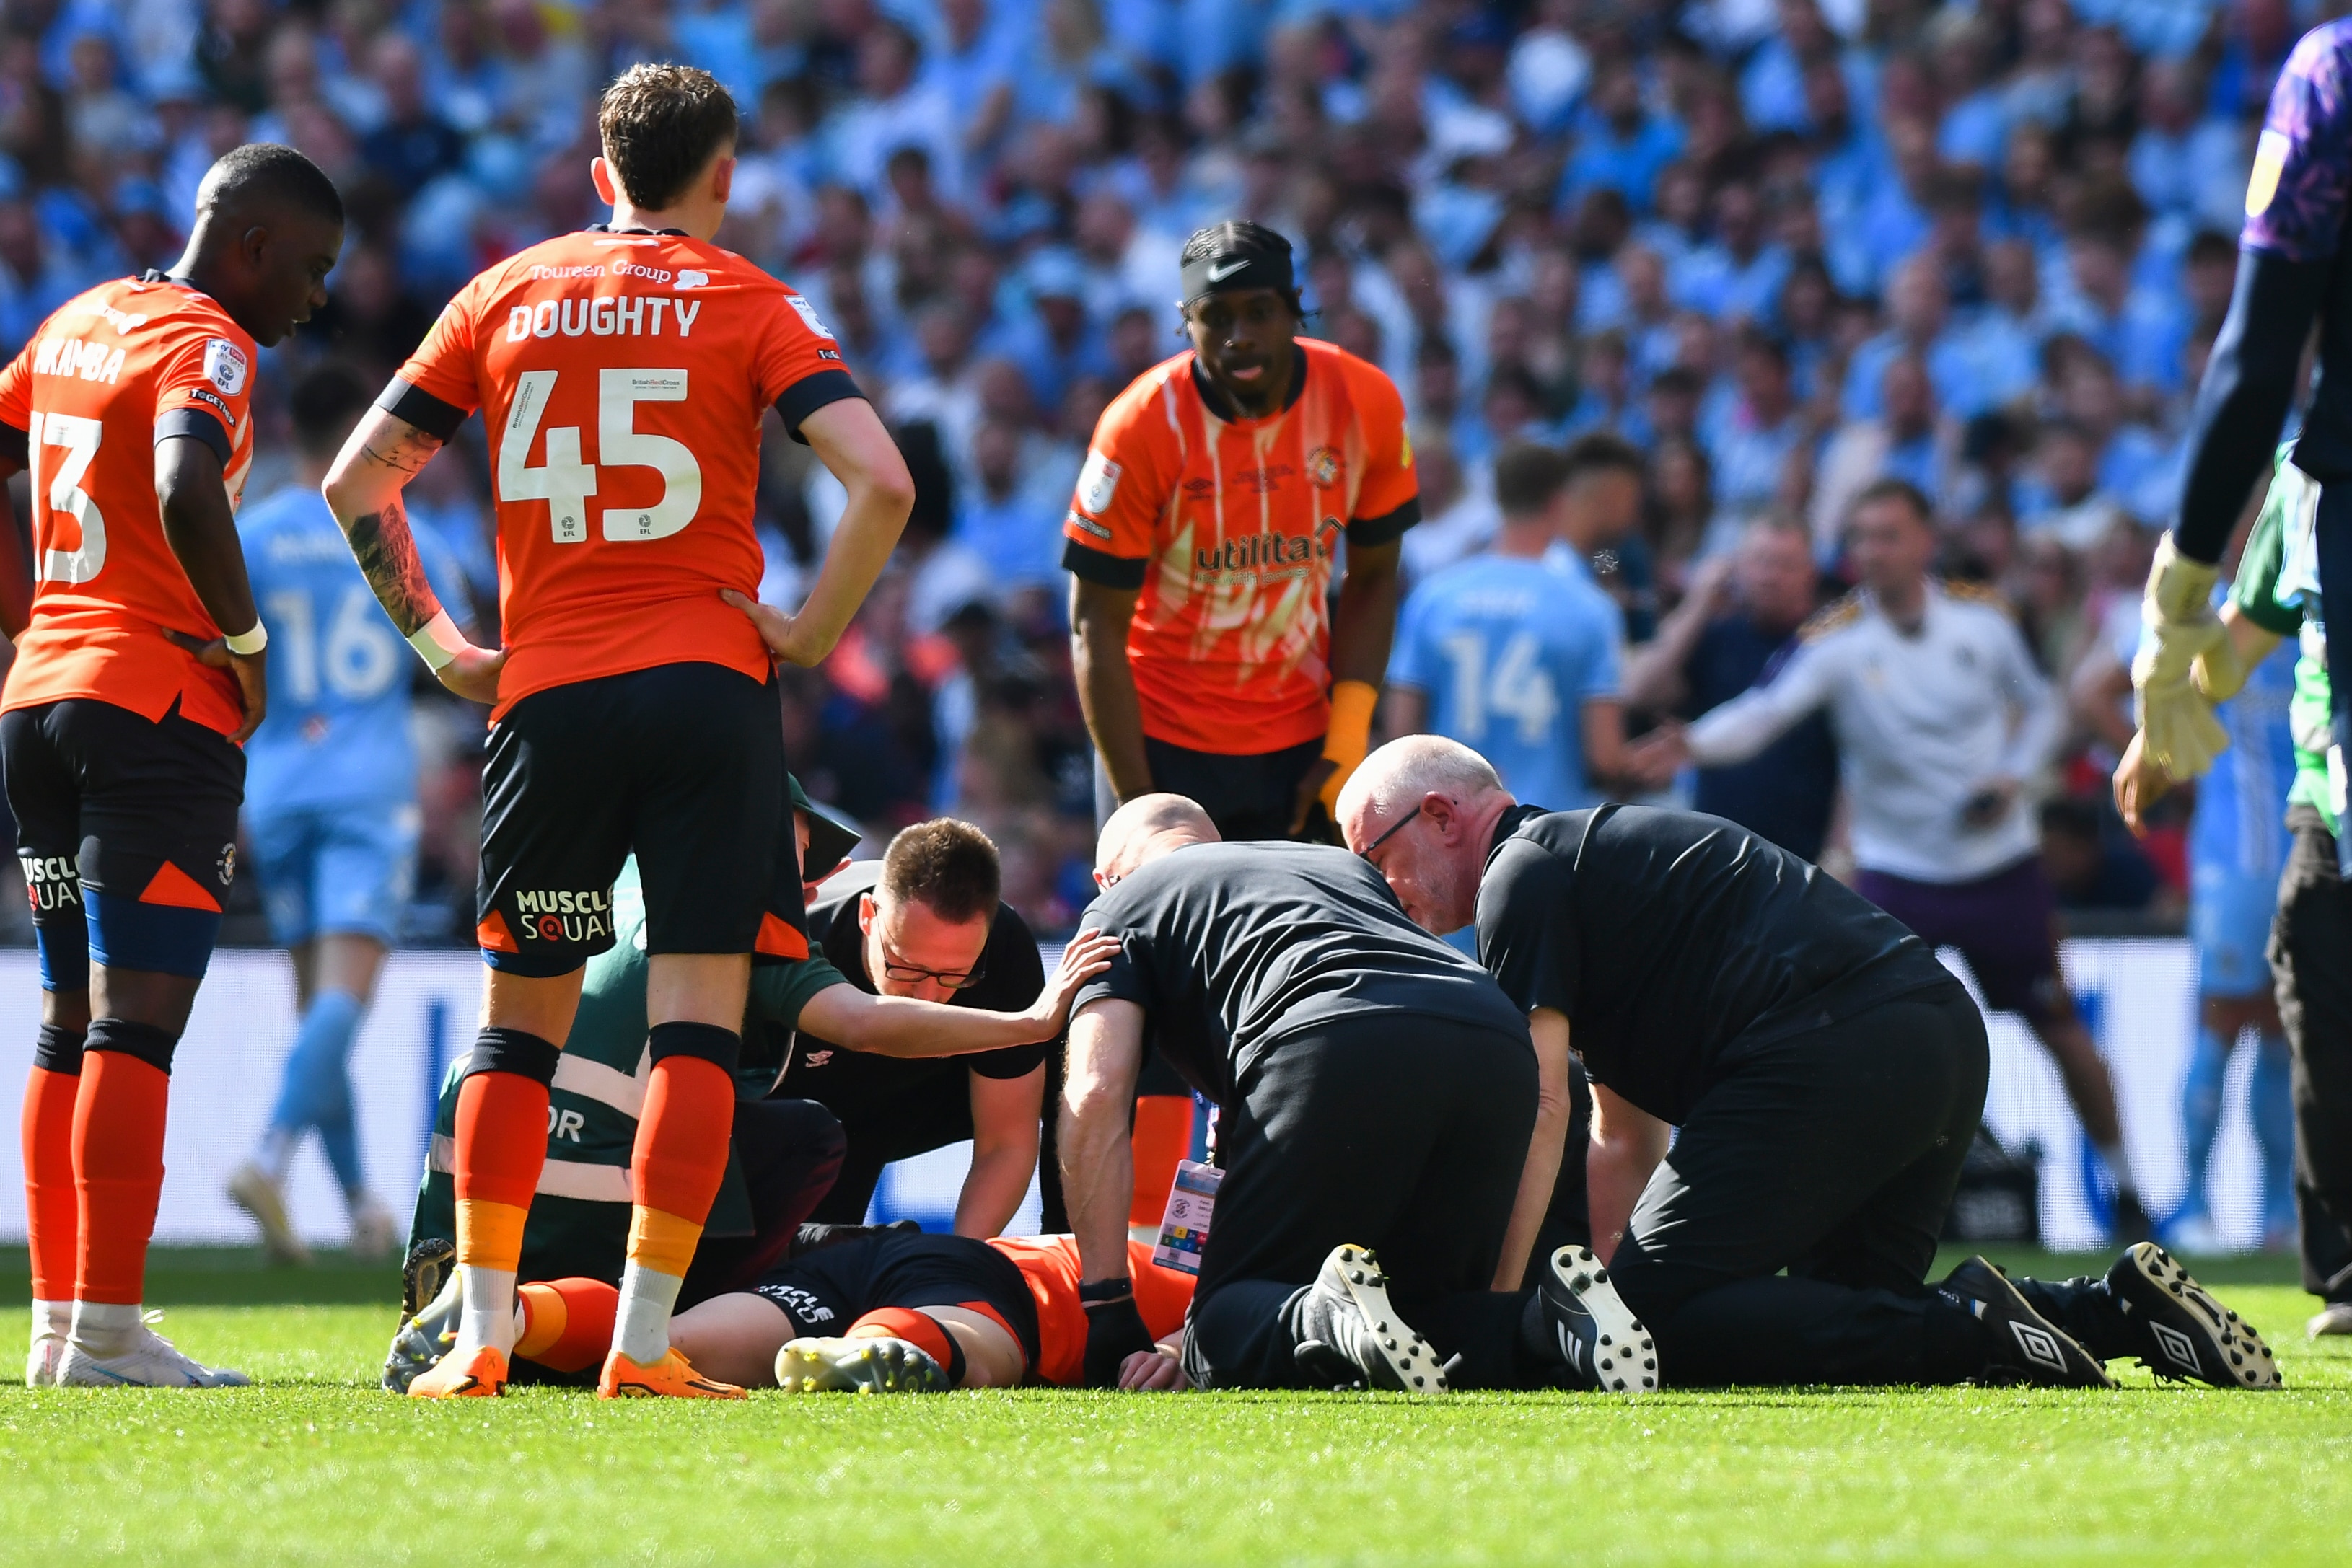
[1319, 679, 1379, 808]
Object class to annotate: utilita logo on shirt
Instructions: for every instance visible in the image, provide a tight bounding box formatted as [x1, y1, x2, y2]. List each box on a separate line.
[512, 887, 615, 943]
[1192, 521, 1340, 578]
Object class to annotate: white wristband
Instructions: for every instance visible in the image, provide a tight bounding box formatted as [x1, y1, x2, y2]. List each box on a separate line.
[407, 609, 465, 672]
[222, 622, 267, 656]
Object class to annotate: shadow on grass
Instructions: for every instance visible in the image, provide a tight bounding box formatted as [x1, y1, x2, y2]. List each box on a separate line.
[0, 1244, 400, 1306]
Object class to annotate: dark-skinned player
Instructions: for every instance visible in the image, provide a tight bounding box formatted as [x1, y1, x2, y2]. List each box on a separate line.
[1, 144, 343, 1387]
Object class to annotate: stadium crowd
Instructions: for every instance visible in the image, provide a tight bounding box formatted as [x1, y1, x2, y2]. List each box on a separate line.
[0, 0, 2309, 941]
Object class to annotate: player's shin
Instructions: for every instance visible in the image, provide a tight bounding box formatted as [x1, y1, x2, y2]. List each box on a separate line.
[22, 1026, 84, 1380]
[69, 1024, 176, 1351]
[612, 1026, 739, 1367]
[514, 1278, 620, 1374]
[449, 1028, 563, 1357]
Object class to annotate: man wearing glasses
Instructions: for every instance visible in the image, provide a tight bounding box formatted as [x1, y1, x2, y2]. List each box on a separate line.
[782, 819, 1056, 1237]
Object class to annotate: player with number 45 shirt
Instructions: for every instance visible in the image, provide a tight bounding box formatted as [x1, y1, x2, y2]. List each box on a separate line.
[322, 64, 913, 1401]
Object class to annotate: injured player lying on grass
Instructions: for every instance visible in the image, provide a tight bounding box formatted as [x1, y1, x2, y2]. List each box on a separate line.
[390, 1225, 1197, 1392]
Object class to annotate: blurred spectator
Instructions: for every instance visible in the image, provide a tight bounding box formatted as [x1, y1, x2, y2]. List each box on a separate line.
[1623, 516, 1838, 861]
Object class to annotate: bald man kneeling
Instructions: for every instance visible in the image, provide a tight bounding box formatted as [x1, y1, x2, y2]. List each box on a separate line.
[1334, 736, 2283, 1393]
[1056, 796, 1644, 1393]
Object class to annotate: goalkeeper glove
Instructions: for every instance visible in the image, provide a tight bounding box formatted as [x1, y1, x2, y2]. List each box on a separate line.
[2131, 534, 2230, 778]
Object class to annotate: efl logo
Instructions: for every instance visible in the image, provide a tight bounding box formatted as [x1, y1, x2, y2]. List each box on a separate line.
[512, 887, 614, 944]
[203, 338, 248, 395]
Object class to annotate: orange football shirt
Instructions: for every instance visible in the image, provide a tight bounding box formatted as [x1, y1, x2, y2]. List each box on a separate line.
[0, 273, 258, 736]
[390, 228, 861, 719]
[1061, 338, 1418, 754]
[988, 1234, 1197, 1386]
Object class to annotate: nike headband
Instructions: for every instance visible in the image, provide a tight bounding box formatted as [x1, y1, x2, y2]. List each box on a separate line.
[1182, 246, 1296, 307]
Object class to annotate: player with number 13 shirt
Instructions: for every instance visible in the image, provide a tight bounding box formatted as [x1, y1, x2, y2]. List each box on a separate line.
[322, 63, 913, 1401]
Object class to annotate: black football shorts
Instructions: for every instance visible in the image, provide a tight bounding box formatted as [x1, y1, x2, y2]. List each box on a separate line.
[475, 661, 807, 977]
[1, 696, 245, 987]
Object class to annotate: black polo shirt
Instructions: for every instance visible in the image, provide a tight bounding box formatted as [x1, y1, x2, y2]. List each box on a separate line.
[1071, 840, 1529, 1104]
[777, 863, 1050, 1125]
[1476, 804, 1954, 1124]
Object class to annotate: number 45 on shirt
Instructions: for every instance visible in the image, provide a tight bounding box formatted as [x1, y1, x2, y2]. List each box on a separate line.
[499, 368, 703, 544]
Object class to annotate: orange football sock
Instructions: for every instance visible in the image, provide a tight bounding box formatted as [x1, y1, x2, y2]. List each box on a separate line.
[71, 1052, 168, 1305]
[452, 1071, 550, 1272]
[515, 1278, 620, 1374]
[1129, 1095, 1195, 1230]
[626, 1056, 734, 1272]
[22, 1065, 79, 1303]
[850, 1306, 958, 1378]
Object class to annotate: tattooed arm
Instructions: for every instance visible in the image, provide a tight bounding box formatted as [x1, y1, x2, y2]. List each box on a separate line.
[322, 406, 506, 704]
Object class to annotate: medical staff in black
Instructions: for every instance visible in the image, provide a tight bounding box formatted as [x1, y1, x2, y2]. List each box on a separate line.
[784, 820, 1052, 1237]
[1060, 795, 1646, 1393]
[1339, 736, 2280, 1391]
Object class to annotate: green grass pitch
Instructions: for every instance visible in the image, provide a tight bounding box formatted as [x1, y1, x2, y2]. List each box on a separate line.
[0, 1248, 2345, 1566]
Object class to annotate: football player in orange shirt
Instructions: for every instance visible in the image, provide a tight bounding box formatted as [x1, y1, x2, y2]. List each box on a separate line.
[1062, 219, 1418, 846]
[0, 145, 343, 1387]
[421, 1229, 1200, 1393]
[321, 65, 913, 1399]
[1059, 219, 1421, 1229]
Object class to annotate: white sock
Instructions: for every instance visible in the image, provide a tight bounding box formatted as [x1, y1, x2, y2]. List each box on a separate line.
[613, 1262, 685, 1365]
[2095, 1139, 2138, 1191]
[457, 1265, 519, 1357]
[69, 1300, 142, 1357]
[255, 1127, 297, 1184]
[31, 1299, 69, 1344]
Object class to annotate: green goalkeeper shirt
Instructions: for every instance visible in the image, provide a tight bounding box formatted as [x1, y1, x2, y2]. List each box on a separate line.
[2230, 446, 2340, 837]
[408, 857, 848, 1282]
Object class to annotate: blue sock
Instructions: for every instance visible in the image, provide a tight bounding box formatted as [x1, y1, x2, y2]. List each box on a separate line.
[2176, 1023, 2231, 1223]
[2251, 1031, 2298, 1237]
[263, 990, 367, 1190]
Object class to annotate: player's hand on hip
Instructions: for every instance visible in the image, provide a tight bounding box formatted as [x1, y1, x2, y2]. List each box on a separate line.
[224, 648, 268, 744]
[720, 589, 829, 667]
[163, 629, 268, 744]
[435, 642, 506, 706]
[1118, 1347, 1187, 1391]
[2112, 729, 2173, 837]
[1030, 929, 1123, 1039]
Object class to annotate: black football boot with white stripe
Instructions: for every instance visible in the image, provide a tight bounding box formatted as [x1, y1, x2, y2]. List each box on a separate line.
[1941, 1256, 2114, 1388]
[2102, 1243, 2281, 1389]
[1534, 1246, 1657, 1393]
[1291, 1245, 1450, 1393]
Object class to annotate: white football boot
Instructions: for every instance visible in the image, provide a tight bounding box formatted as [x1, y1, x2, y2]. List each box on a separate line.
[55, 1311, 252, 1388]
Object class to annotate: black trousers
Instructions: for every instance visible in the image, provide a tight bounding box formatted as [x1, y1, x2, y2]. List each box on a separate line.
[679, 1098, 846, 1306]
[1181, 1013, 1536, 1390]
[806, 1078, 980, 1227]
[1609, 984, 1994, 1386]
[2270, 807, 2352, 1303]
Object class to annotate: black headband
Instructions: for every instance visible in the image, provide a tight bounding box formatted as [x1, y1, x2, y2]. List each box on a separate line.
[1181, 247, 1294, 307]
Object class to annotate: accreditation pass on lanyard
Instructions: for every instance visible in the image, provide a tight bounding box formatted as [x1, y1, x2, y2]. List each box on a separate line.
[1152, 1160, 1222, 1276]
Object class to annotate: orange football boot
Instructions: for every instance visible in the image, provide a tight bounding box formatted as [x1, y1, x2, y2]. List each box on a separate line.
[597, 1347, 747, 1399]
[408, 1344, 509, 1399]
